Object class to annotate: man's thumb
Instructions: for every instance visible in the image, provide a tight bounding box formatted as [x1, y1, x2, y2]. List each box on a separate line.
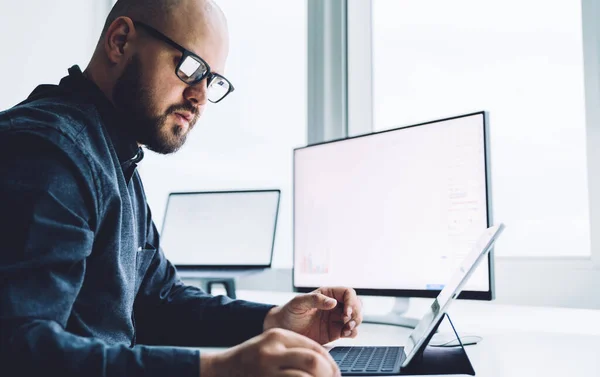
[304, 293, 337, 310]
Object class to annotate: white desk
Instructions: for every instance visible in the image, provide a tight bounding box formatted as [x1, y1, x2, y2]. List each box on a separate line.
[198, 290, 600, 376]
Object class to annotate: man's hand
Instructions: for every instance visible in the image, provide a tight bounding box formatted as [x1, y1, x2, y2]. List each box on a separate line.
[200, 328, 341, 377]
[263, 287, 363, 345]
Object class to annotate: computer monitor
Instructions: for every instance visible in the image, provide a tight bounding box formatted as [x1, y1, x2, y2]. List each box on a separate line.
[293, 111, 493, 327]
[160, 190, 280, 298]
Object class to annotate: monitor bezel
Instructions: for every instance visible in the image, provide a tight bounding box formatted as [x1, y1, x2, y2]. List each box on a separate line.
[292, 111, 494, 300]
[161, 189, 281, 270]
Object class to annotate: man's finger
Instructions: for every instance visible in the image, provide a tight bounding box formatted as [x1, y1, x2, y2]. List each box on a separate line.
[266, 328, 331, 359]
[279, 348, 340, 377]
[299, 293, 338, 310]
[276, 371, 312, 377]
[342, 328, 359, 339]
[267, 329, 340, 376]
[343, 319, 357, 333]
[342, 288, 360, 323]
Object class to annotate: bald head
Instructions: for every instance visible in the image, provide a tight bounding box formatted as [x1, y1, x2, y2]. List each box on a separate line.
[95, 0, 229, 75]
[101, 0, 227, 37]
[86, 0, 231, 154]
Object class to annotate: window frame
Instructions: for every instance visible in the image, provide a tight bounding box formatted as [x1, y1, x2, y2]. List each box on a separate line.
[307, 0, 348, 144]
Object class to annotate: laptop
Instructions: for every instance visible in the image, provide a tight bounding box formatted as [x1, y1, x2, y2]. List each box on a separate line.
[160, 189, 280, 278]
[329, 223, 505, 375]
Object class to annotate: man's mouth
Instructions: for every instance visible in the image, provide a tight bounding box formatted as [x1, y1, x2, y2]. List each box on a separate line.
[173, 112, 192, 129]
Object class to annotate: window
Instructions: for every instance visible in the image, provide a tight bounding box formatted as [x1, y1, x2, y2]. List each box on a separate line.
[371, 0, 590, 257]
[140, 0, 307, 267]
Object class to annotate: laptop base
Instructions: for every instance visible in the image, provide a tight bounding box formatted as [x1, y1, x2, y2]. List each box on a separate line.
[332, 314, 475, 376]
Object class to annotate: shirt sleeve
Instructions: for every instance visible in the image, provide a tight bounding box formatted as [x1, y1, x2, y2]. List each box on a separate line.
[0, 130, 199, 377]
[133, 217, 277, 348]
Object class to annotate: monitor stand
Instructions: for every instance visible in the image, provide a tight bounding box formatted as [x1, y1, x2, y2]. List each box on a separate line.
[198, 277, 237, 299]
[362, 297, 420, 329]
[177, 268, 268, 300]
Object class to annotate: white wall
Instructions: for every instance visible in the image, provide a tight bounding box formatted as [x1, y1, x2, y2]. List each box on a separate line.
[0, 0, 109, 110]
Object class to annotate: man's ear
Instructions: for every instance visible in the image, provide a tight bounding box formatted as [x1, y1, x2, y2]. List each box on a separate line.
[104, 17, 136, 64]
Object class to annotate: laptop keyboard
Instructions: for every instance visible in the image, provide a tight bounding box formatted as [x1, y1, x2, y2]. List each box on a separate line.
[329, 346, 403, 375]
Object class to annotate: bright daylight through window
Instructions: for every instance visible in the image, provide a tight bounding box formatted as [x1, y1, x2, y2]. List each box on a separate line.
[372, 0, 590, 257]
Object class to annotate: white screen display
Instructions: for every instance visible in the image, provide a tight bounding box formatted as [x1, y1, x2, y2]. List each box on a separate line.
[293, 113, 490, 293]
[161, 191, 280, 266]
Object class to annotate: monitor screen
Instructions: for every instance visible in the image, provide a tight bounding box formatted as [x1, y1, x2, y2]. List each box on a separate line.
[160, 190, 280, 267]
[293, 112, 493, 299]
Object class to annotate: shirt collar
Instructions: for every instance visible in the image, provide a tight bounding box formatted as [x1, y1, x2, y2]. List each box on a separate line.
[58, 65, 144, 170]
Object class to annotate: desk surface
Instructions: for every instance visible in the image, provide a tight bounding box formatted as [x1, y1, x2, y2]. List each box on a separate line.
[198, 290, 600, 377]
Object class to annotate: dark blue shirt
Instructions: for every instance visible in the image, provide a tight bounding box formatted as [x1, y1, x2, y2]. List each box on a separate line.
[0, 66, 275, 377]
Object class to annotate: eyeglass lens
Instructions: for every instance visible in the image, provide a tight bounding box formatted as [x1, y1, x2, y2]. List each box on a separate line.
[178, 55, 231, 102]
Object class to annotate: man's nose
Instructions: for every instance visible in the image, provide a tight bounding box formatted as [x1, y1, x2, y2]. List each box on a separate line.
[183, 79, 208, 107]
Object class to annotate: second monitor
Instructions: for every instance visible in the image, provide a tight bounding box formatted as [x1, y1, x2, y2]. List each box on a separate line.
[161, 189, 280, 298]
[293, 111, 493, 327]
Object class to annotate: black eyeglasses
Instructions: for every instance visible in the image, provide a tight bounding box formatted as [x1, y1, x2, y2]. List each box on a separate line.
[133, 20, 234, 103]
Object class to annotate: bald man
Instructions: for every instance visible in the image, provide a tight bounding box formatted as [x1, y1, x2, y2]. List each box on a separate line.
[0, 1, 362, 376]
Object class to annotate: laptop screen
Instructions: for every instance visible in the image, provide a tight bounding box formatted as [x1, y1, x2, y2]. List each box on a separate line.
[160, 190, 280, 267]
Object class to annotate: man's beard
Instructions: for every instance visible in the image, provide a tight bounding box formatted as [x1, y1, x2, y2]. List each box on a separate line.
[113, 54, 197, 154]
